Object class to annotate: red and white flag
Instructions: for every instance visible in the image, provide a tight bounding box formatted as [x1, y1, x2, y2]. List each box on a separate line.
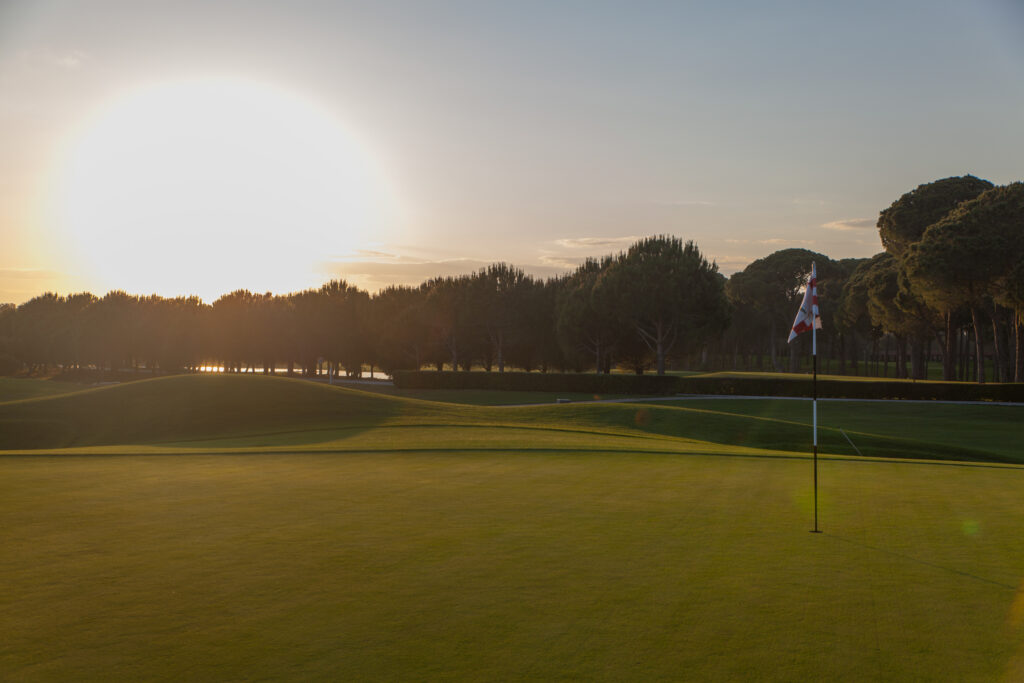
[788, 262, 821, 343]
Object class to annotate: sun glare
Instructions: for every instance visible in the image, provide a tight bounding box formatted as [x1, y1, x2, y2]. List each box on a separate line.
[49, 78, 394, 300]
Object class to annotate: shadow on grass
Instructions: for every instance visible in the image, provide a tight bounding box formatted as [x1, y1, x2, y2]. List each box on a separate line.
[0, 374, 406, 450]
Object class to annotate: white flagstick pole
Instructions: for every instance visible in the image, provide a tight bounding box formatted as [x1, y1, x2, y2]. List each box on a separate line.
[811, 264, 820, 533]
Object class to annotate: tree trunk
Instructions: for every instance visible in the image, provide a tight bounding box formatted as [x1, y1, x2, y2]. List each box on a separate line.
[496, 331, 505, 373]
[896, 336, 907, 379]
[769, 320, 782, 372]
[943, 311, 955, 381]
[1016, 313, 1023, 383]
[909, 337, 921, 379]
[959, 327, 967, 382]
[970, 305, 986, 384]
[991, 302, 1005, 383]
[882, 337, 889, 378]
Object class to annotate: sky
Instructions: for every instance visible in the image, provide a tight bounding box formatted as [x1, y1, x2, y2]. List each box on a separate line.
[2, 0, 1023, 304]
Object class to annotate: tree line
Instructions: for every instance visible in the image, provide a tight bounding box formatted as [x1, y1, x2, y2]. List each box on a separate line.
[2, 176, 1021, 383]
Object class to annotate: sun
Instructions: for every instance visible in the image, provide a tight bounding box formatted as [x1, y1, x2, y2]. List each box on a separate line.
[49, 78, 394, 300]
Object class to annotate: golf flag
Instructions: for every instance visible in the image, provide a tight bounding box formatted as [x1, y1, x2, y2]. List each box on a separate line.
[788, 263, 821, 343]
[787, 261, 823, 532]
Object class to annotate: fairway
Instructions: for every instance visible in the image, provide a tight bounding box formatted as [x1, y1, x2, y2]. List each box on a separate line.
[2, 375, 1024, 680]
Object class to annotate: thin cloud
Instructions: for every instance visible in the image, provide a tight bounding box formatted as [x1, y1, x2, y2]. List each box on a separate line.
[538, 254, 585, 269]
[652, 200, 716, 207]
[53, 50, 87, 69]
[822, 218, 876, 231]
[351, 249, 399, 259]
[19, 48, 88, 70]
[554, 236, 641, 249]
[714, 258, 753, 276]
[0, 268, 61, 280]
[757, 238, 816, 246]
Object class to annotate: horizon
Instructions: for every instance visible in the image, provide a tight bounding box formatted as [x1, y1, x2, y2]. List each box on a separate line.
[2, 1, 1023, 305]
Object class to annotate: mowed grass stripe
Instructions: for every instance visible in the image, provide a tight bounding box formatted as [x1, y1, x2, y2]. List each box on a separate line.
[2, 452, 1023, 680]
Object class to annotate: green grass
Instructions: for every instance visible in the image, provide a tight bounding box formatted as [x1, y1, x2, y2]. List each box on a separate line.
[3, 452, 1024, 680]
[640, 398, 1024, 463]
[2, 374, 1019, 463]
[699, 365, 1002, 382]
[691, 370, 957, 383]
[0, 377, 89, 403]
[3, 375, 1024, 680]
[335, 382, 631, 406]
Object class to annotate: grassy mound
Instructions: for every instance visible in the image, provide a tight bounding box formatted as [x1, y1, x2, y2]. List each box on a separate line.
[1, 374, 1020, 465]
[0, 377, 89, 403]
[0, 374, 423, 449]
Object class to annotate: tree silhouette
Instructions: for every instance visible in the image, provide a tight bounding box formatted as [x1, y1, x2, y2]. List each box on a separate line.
[903, 184, 1024, 383]
[878, 175, 993, 257]
[727, 248, 832, 372]
[596, 236, 727, 376]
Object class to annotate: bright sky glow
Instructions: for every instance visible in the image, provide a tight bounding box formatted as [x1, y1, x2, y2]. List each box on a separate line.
[1, 0, 1022, 303]
[48, 78, 393, 301]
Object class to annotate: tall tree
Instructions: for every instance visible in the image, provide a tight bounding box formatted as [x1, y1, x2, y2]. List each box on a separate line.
[471, 263, 531, 372]
[595, 236, 727, 375]
[555, 257, 621, 373]
[370, 285, 431, 373]
[822, 257, 869, 375]
[727, 248, 833, 372]
[318, 280, 371, 377]
[878, 175, 993, 257]
[861, 254, 937, 378]
[903, 184, 1024, 383]
[0, 303, 18, 375]
[877, 175, 993, 379]
[422, 275, 476, 371]
[995, 257, 1024, 381]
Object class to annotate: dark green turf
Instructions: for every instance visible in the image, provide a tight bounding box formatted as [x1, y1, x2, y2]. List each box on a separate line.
[645, 398, 1023, 463]
[1, 375, 1020, 465]
[0, 377, 88, 403]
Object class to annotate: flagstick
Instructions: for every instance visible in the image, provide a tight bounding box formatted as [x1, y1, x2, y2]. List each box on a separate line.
[811, 314, 821, 533]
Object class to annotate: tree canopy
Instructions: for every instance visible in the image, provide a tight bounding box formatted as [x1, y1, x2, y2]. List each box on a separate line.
[877, 175, 993, 257]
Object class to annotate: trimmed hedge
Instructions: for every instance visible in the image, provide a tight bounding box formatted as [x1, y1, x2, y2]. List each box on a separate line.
[392, 371, 680, 395]
[676, 376, 1024, 403]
